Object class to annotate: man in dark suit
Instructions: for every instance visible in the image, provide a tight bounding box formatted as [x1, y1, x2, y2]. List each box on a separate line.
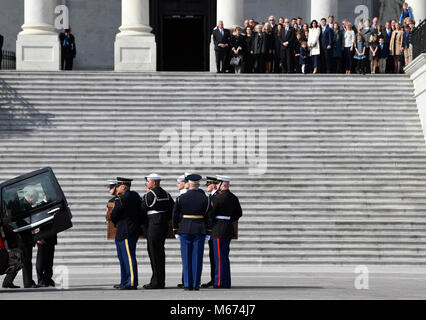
[383, 21, 394, 73]
[59, 27, 76, 70]
[0, 33, 3, 70]
[320, 18, 333, 73]
[36, 235, 57, 287]
[212, 21, 231, 73]
[280, 19, 296, 73]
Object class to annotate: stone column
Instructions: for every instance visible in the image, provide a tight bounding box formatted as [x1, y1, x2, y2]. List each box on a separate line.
[409, 0, 426, 24]
[310, 0, 339, 22]
[114, 0, 156, 72]
[217, 0, 245, 29]
[16, 0, 60, 71]
[210, 0, 245, 72]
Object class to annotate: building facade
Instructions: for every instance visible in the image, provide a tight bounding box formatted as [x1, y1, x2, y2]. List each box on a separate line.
[0, 0, 425, 71]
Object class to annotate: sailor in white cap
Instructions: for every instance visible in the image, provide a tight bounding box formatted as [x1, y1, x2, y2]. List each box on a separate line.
[140, 173, 174, 289]
[208, 175, 242, 289]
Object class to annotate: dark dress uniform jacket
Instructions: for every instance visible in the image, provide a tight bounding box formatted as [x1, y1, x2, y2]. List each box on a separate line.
[209, 190, 242, 238]
[111, 190, 143, 241]
[141, 187, 174, 225]
[172, 190, 209, 235]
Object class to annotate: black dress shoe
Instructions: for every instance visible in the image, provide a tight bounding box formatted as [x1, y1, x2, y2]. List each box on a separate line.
[143, 284, 164, 289]
[37, 282, 49, 288]
[24, 281, 39, 289]
[183, 287, 193, 291]
[2, 283, 20, 289]
[113, 284, 123, 289]
[213, 285, 231, 289]
[119, 285, 137, 290]
[46, 280, 56, 287]
[193, 287, 200, 291]
[177, 283, 183, 288]
[201, 281, 213, 288]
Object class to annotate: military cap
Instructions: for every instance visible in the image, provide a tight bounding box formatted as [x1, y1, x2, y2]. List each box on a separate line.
[186, 174, 202, 184]
[177, 175, 186, 182]
[107, 179, 117, 188]
[116, 177, 133, 186]
[205, 176, 218, 186]
[216, 175, 231, 182]
[145, 173, 161, 181]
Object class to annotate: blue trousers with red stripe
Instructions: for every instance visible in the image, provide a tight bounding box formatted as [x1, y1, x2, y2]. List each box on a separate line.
[115, 238, 138, 287]
[180, 233, 205, 289]
[213, 237, 231, 288]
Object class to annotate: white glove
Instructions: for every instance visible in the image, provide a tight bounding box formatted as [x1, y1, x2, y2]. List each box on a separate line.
[205, 235, 210, 241]
[175, 234, 181, 240]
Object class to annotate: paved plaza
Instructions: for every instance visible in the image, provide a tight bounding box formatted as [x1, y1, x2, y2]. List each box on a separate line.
[1, 265, 426, 300]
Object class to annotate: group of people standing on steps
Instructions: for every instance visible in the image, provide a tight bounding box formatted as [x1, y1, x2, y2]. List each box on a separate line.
[213, 2, 419, 75]
[106, 173, 242, 291]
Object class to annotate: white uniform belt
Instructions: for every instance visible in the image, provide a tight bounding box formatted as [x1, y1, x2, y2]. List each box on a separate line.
[216, 216, 231, 220]
[147, 210, 165, 215]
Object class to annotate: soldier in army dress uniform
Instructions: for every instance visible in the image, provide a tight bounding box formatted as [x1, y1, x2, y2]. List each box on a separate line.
[172, 174, 210, 291]
[110, 177, 144, 290]
[141, 173, 174, 289]
[201, 176, 219, 288]
[208, 175, 242, 288]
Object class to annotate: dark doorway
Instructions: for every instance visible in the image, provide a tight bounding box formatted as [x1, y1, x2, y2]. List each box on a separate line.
[150, 0, 217, 71]
[163, 15, 205, 71]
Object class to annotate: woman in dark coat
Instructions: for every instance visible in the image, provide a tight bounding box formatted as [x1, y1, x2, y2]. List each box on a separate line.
[230, 26, 247, 74]
[274, 24, 284, 73]
[252, 24, 267, 73]
[264, 23, 275, 73]
[244, 27, 255, 73]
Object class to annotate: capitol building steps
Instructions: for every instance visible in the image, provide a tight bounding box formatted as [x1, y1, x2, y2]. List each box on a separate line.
[1, 71, 426, 266]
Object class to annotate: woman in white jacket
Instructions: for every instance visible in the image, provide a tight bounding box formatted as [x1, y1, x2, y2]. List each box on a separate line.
[307, 20, 321, 74]
[343, 22, 355, 74]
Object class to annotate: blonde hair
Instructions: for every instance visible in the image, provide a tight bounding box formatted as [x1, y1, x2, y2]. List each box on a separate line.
[369, 34, 377, 43]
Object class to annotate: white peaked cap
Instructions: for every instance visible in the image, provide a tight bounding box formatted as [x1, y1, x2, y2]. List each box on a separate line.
[177, 175, 186, 182]
[145, 173, 161, 181]
[216, 175, 231, 182]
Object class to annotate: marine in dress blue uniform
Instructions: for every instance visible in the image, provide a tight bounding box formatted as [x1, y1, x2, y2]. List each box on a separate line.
[110, 177, 144, 290]
[209, 175, 242, 288]
[172, 174, 210, 290]
[201, 176, 219, 288]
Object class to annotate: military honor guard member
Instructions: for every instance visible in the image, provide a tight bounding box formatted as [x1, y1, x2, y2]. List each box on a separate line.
[141, 173, 174, 289]
[110, 177, 144, 290]
[176, 174, 187, 288]
[201, 176, 220, 289]
[106, 180, 118, 240]
[172, 174, 210, 290]
[209, 175, 242, 288]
